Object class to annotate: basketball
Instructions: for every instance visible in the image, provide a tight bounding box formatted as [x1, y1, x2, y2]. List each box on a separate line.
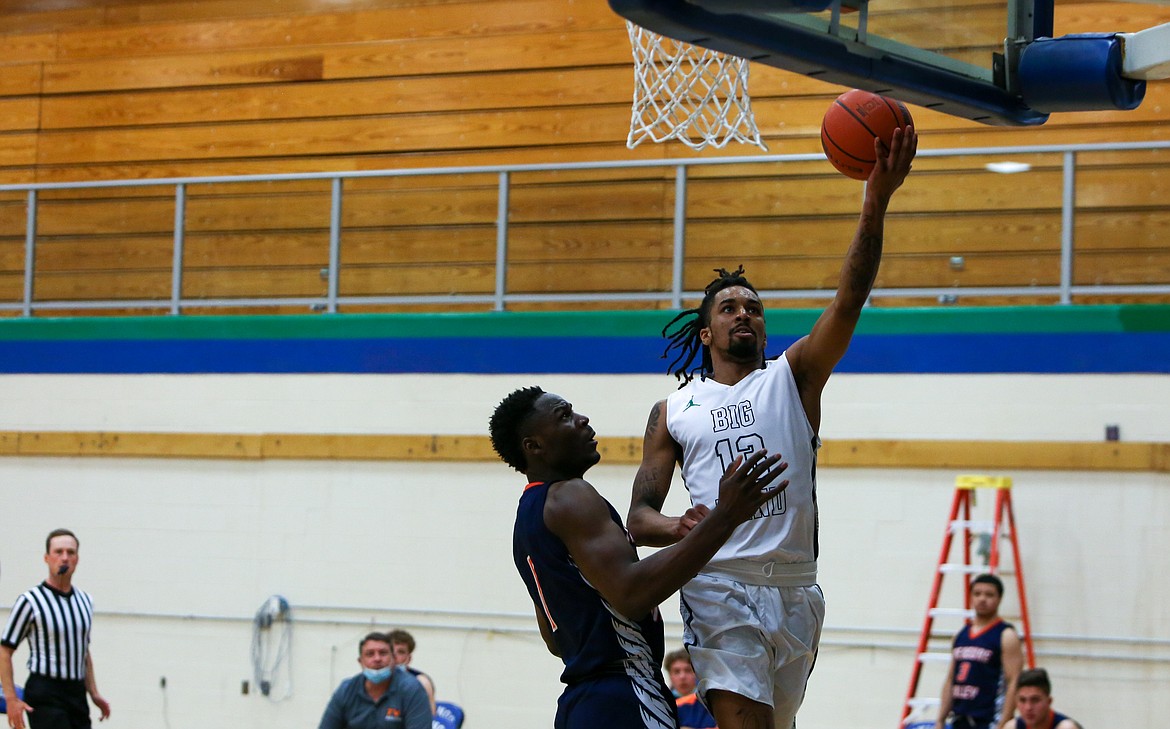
[820, 89, 913, 180]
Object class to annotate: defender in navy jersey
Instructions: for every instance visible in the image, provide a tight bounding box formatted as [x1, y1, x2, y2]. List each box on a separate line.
[491, 386, 788, 729]
[630, 127, 917, 729]
[937, 574, 1024, 729]
[0, 529, 111, 729]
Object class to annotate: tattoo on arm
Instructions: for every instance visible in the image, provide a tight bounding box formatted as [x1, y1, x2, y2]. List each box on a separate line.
[644, 402, 661, 437]
[845, 226, 883, 299]
[633, 468, 667, 510]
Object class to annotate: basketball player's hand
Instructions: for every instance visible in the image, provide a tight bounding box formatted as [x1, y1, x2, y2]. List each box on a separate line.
[671, 504, 711, 540]
[715, 449, 788, 524]
[868, 125, 917, 198]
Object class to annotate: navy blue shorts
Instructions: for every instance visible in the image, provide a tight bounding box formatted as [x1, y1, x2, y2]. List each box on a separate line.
[556, 673, 677, 729]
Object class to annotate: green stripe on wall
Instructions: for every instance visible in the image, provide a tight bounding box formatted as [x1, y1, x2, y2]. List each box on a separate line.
[0, 305, 1167, 341]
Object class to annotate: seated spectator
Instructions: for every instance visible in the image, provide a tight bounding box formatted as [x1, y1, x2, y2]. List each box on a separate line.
[318, 631, 430, 729]
[388, 629, 436, 714]
[664, 648, 717, 729]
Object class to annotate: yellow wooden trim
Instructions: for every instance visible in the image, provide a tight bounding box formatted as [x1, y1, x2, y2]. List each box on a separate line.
[955, 474, 1013, 490]
[1, 432, 1168, 472]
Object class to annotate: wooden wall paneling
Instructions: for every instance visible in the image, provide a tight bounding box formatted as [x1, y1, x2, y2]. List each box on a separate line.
[34, 235, 174, 271]
[53, 0, 623, 60]
[687, 169, 1068, 219]
[0, 132, 39, 169]
[42, 28, 632, 94]
[1076, 210, 1170, 250]
[37, 104, 633, 165]
[33, 195, 175, 236]
[0, 97, 43, 132]
[1075, 166, 1170, 208]
[687, 212, 1064, 258]
[181, 267, 328, 298]
[1075, 251, 1170, 285]
[339, 264, 495, 295]
[507, 221, 671, 261]
[0, 237, 24, 273]
[339, 227, 496, 265]
[41, 66, 635, 130]
[26, 140, 679, 184]
[32, 269, 172, 300]
[507, 258, 675, 293]
[183, 231, 331, 268]
[0, 195, 30, 236]
[508, 179, 673, 223]
[0, 63, 42, 97]
[0, 33, 57, 64]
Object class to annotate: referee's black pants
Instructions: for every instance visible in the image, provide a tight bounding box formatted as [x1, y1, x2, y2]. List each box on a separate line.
[21, 675, 91, 729]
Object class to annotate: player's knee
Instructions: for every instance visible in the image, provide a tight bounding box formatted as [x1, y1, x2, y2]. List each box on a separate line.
[707, 689, 773, 728]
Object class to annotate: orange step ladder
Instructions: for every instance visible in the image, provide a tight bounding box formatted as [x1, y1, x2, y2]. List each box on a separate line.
[899, 475, 1036, 728]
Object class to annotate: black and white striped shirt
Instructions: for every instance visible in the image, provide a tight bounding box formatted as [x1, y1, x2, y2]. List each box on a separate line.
[1, 582, 94, 680]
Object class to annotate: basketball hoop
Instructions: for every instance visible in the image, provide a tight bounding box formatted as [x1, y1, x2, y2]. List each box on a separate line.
[625, 21, 767, 151]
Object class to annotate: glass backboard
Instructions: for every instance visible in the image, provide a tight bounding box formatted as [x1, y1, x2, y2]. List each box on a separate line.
[609, 0, 1055, 125]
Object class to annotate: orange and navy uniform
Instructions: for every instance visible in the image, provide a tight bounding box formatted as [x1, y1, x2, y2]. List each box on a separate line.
[675, 692, 717, 728]
[513, 481, 676, 729]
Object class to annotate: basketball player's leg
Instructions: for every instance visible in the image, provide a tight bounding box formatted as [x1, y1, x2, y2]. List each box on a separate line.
[682, 575, 777, 727]
[683, 578, 824, 729]
[707, 688, 775, 729]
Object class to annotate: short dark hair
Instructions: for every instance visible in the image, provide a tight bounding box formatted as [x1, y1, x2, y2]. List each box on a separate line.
[971, 573, 1004, 597]
[359, 631, 392, 654]
[662, 266, 761, 384]
[387, 629, 416, 653]
[1017, 667, 1052, 694]
[489, 386, 546, 472]
[663, 648, 690, 671]
[45, 528, 78, 554]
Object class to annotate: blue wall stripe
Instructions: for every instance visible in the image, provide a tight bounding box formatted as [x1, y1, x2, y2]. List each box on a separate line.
[2, 332, 1169, 374]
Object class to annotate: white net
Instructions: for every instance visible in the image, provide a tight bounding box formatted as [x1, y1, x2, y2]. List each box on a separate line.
[625, 21, 767, 151]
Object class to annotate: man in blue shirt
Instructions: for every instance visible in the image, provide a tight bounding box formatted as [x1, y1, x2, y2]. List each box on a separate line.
[318, 632, 431, 729]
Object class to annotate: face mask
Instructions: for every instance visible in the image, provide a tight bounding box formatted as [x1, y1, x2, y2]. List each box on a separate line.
[363, 666, 393, 683]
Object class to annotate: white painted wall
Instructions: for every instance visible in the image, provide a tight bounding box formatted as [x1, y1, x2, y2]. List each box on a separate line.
[1, 373, 1168, 729]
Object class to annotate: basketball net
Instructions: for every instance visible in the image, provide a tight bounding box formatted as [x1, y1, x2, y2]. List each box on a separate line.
[625, 21, 767, 151]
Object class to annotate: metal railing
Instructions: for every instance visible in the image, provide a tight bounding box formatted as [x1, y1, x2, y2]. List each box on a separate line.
[2, 140, 1169, 316]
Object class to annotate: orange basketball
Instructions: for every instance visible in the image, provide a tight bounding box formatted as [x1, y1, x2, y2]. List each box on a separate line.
[820, 89, 913, 180]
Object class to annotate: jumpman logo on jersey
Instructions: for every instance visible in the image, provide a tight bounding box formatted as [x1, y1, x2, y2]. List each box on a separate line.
[683, 397, 701, 412]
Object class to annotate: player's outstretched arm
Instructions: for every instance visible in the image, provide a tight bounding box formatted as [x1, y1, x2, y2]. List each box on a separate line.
[628, 399, 698, 547]
[787, 127, 917, 428]
[553, 450, 788, 619]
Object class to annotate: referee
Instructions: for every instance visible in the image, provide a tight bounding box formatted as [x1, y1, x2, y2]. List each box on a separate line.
[1, 529, 110, 729]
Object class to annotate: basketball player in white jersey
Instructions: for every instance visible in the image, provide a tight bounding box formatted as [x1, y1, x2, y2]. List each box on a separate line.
[627, 126, 917, 729]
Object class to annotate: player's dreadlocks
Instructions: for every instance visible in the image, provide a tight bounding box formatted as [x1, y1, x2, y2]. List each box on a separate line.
[489, 385, 546, 473]
[662, 265, 761, 385]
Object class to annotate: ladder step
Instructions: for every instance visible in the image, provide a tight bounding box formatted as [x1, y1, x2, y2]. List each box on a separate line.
[939, 564, 986, 574]
[917, 652, 953, 664]
[907, 697, 941, 710]
[928, 607, 974, 618]
[949, 519, 995, 533]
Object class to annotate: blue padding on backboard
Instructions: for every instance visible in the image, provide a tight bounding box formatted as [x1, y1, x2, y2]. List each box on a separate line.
[609, 0, 1050, 125]
[1019, 34, 1146, 112]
